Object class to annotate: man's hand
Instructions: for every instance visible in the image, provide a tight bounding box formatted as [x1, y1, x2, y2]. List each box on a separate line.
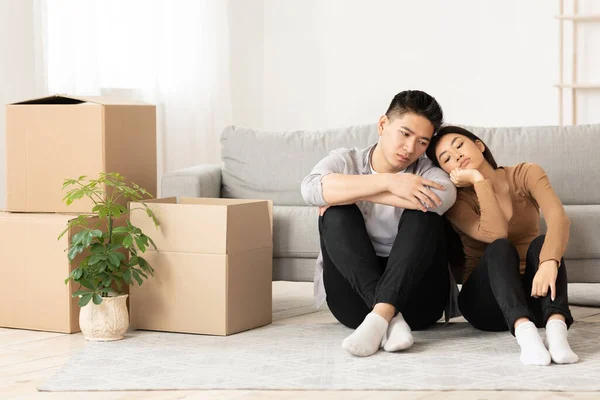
[385, 174, 446, 211]
[532, 259, 559, 301]
[449, 168, 484, 188]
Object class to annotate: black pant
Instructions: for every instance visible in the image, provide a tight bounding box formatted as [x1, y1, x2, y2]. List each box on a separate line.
[458, 236, 574, 335]
[320, 205, 449, 330]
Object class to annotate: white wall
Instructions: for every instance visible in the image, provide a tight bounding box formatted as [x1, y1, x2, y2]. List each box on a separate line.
[231, 0, 600, 131]
[0, 0, 45, 210]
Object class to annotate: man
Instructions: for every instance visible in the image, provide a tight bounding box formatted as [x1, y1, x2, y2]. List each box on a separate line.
[301, 90, 457, 357]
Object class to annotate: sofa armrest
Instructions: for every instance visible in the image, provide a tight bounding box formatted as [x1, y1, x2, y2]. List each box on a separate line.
[161, 164, 222, 198]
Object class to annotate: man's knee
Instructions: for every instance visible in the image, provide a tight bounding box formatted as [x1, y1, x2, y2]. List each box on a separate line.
[399, 210, 444, 235]
[320, 204, 363, 236]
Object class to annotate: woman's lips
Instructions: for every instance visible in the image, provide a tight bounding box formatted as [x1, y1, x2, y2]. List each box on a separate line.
[460, 158, 470, 168]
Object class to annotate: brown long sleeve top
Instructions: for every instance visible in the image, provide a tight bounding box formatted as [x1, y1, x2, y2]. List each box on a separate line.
[446, 163, 570, 282]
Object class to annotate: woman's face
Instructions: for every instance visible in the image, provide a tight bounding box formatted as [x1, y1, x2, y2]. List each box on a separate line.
[434, 133, 486, 174]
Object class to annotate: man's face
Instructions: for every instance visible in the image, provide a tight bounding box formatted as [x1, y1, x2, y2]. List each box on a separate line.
[377, 112, 435, 173]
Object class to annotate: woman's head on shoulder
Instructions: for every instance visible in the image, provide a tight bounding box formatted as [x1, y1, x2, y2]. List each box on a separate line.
[426, 126, 498, 174]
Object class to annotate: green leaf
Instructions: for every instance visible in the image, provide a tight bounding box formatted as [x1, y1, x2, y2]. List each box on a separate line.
[79, 279, 95, 291]
[90, 229, 103, 238]
[72, 290, 90, 298]
[129, 255, 139, 266]
[88, 254, 103, 265]
[108, 243, 123, 251]
[71, 231, 86, 245]
[82, 232, 93, 248]
[135, 268, 148, 279]
[73, 269, 83, 280]
[123, 235, 133, 248]
[135, 236, 146, 252]
[147, 236, 157, 250]
[107, 252, 121, 267]
[90, 243, 105, 254]
[102, 278, 112, 287]
[69, 244, 85, 261]
[78, 293, 93, 307]
[112, 226, 129, 234]
[123, 268, 132, 284]
[131, 269, 143, 286]
[92, 294, 103, 305]
[62, 178, 77, 190]
[138, 257, 148, 269]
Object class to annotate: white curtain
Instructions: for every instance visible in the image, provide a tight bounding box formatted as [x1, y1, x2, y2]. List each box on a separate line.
[40, 0, 232, 192]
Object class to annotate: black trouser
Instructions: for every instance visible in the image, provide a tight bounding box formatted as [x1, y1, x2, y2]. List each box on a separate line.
[319, 205, 449, 330]
[458, 236, 574, 335]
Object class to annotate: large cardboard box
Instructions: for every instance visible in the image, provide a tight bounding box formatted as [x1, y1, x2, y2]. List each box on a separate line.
[129, 197, 273, 336]
[5, 95, 157, 213]
[0, 212, 89, 333]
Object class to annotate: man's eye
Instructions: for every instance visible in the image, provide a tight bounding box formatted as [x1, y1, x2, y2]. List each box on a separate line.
[457, 142, 463, 149]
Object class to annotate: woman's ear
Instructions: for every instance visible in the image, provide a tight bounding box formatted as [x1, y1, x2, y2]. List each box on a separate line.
[475, 139, 486, 153]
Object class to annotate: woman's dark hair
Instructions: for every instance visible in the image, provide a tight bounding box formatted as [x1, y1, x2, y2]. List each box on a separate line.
[426, 126, 498, 169]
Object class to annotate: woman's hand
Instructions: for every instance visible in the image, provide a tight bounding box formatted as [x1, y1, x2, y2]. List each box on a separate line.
[449, 168, 484, 188]
[531, 259, 559, 301]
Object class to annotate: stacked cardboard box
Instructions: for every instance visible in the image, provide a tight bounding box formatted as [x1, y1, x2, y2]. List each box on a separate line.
[0, 95, 156, 333]
[129, 197, 273, 336]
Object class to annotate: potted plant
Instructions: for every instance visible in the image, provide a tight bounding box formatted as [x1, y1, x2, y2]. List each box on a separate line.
[59, 172, 158, 341]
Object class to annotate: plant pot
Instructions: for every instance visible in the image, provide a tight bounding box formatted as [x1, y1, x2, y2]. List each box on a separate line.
[79, 294, 129, 341]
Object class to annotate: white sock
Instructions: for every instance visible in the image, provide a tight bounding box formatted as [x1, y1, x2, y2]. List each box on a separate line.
[515, 321, 551, 366]
[383, 312, 414, 352]
[546, 319, 578, 364]
[341, 312, 388, 357]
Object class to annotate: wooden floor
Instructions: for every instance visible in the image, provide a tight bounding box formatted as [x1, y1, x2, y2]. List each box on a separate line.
[2, 282, 600, 400]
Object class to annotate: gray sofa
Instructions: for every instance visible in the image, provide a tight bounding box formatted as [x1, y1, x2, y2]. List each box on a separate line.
[161, 124, 600, 284]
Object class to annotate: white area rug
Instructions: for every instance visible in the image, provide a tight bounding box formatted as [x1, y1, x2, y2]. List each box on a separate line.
[39, 321, 600, 391]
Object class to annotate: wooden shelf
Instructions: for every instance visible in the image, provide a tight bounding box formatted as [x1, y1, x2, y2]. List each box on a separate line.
[554, 83, 600, 89]
[556, 14, 600, 22]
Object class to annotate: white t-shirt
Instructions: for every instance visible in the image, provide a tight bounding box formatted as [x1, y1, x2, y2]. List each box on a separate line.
[366, 162, 405, 257]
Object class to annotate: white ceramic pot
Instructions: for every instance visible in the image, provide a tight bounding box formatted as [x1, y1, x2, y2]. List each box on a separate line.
[79, 294, 129, 341]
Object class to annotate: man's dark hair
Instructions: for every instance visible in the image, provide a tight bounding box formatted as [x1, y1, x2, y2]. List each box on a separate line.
[385, 90, 444, 132]
[426, 125, 498, 169]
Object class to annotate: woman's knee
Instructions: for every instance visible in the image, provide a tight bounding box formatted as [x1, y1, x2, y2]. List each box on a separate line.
[485, 238, 519, 262]
[527, 235, 546, 257]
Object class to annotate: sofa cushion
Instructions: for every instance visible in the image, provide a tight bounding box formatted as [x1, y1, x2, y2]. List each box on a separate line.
[466, 124, 600, 205]
[221, 123, 600, 206]
[221, 125, 378, 205]
[540, 205, 600, 259]
[272, 204, 600, 262]
[273, 206, 319, 258]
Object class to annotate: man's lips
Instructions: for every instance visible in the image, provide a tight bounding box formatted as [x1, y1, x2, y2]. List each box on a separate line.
[398, 154, 409, 162]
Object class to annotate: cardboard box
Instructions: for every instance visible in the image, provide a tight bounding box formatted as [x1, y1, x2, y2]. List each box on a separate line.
[0, 212, 88, 333]
[5, 95, 157, 213]
[0, 212, 130, 333]
[129, 197, 273, 336]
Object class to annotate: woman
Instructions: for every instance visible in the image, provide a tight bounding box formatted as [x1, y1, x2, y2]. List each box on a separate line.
[425, 126, 578, 366]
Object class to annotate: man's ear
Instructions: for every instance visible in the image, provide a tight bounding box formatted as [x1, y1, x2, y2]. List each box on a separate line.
[377, 115, 388, 136]
[475, 139, 486, 153]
